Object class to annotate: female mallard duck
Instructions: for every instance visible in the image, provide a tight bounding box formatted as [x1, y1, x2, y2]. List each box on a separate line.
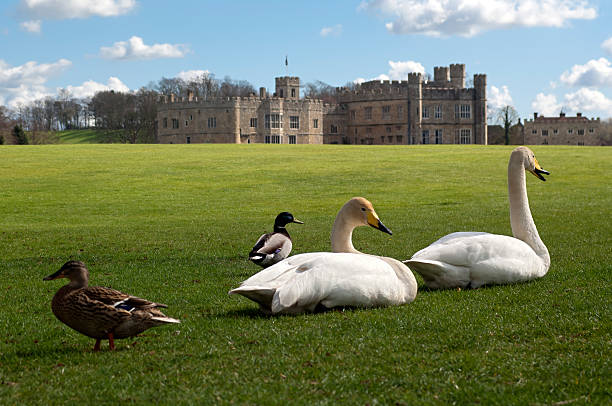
[43, 261, 180, 351]
[405, 146, 550, 289]
[249, 212, 304, 268]
[230, 197, 417, 314]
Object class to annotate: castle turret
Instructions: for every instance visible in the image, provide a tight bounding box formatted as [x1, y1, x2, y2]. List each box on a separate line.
[450, 64, 465, 88]
[433, 66, 450, 85]
[275, 76, 300, 100]
[473, 73, 487, 144]
[408, 72, 422, 144]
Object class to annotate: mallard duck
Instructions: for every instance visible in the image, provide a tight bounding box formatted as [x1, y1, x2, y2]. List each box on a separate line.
[249, 212, 304, 268]
[230, 197, 417, 314]
[405, 146, 550, 289]
[43, 261, 180, 351]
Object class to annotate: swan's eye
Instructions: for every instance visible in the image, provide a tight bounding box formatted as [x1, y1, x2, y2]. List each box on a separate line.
[361, 207, 366, 212]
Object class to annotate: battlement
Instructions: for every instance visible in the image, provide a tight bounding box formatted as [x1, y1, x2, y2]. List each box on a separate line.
[524, 112, 600, 124]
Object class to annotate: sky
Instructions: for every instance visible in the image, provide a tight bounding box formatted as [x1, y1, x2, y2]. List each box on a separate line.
[1, 0, 611, 122]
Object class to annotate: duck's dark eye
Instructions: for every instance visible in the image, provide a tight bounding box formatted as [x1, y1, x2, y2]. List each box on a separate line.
[361, 207, 366, 212]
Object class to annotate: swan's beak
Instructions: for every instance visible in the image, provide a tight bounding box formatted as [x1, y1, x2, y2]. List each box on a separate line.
[292, 218, 304, 224]
[530, 158, 550, 181]
[367, 212, 393, 235]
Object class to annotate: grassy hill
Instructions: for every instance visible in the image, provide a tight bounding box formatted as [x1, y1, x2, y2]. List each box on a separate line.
[56, 129, 122, 144]
[0, 144, 609, 404]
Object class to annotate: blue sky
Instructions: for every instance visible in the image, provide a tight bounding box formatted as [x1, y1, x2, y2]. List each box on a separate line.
[1, 0, 611, 121]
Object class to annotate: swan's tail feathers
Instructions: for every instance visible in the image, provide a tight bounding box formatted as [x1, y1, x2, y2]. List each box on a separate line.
[229, 286, 276, 310]
[404, 259, 470, 289]
[150, 316, 181, 324]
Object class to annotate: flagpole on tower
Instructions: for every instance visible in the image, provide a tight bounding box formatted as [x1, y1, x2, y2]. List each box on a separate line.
[285, 55, 288, 76]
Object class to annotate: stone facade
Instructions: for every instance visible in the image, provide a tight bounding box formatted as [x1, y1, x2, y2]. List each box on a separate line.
[157, 77, 324, 144]
[522, 112, 602, 146]
[326, 64, 487, 145]
[157, 64, 487, 145]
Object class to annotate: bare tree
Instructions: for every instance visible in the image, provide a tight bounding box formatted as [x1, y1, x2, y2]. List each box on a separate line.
[303, 80, 338, 103]
[495, 105, 519, 145]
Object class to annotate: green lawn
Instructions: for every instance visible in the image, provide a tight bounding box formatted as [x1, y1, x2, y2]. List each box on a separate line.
[55, 129, 121, 144]
[0, 144, 610, 405]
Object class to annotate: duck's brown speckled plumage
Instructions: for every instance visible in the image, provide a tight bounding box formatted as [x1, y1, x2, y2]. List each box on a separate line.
[44, 261, 179, 351]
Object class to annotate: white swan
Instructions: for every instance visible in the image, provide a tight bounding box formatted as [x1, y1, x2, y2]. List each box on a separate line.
[405, 146, 550, 289]
[229, 197, 417, 314]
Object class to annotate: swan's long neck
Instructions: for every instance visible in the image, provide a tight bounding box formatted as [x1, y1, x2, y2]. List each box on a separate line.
[508, 157, 550, 271]
[331, 212, 360, 254]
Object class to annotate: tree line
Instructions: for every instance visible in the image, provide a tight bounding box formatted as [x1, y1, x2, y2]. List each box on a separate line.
[0, 73, 262, 144]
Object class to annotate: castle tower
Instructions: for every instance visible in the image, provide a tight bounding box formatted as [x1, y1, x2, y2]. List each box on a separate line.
[275, 76, 300, 100]
[408, 72, 423, 144]
[450, 64, 466, 88]
[473, 74, 487, 144]
[433, 66, 450, 85]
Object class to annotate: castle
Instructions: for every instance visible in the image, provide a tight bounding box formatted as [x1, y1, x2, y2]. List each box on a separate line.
[156, 64, 488, 145]
[521, 112, 602, 146]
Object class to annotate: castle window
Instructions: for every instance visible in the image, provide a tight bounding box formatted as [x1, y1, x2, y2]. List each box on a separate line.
[434, 105, 442, 119]
[364, 107, 372, 120]
[189, 115, 193, 120]
[350, 110, 356, 120]
[185, 120, 189, 127]
[313, 119, 318, 128]
[381, 136, 385, 143]
[422, 106, 430, 119]
[578, 129, 585, 135]
[163, 118, 168, 128]
[250, 118, 257, 128]
[396, 135, 403, 143]
[289, 135, 296, 144]
[455, 104, 471, 119]
[366, 127, 372, 134]
[388, 136, 393, 143]
[279, 89, 284, 98]
[397, 105, 403, 118]
[172, 119, 179, 129]
[291, 88, 295, 97]
[330, 125, 338, 133]
[553, 129, 558, 134]
[290, 116, 299, 129]
[568, 128, 573, 134]
[532, 129, 537, 135]
[386, 127, 391, 133]
[460, 128, 472, 144]
[207, 117, 216, 128]
[542, 129, 548, 136]
[265, 135, 280, 143]
[589, 128, 594, 133]
[382, 105, 391, 119]
[265, 114, 282, 129]
[422, 130, 430, 144]
[186, 136, 191, 144]
[435, 129, 443, 144]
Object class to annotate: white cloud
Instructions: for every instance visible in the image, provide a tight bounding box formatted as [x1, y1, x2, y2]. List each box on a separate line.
[354, 60, 425, 83]
[320, 24, 342, 37]
[100, 36, 188, 60]
[176, 70, 210, 82]
[19, 0, 136, 20]
[20, 19, 42, 33]
[564, 87, 612, 116]
[603, 37, 612, 56]
[0, 58, 72, 108]
[62, 77, 130, 99]
[360, 0, 597, 37]
[488, 85, 513, 109]
[560, 57, 612, 87]
[531, 89, 612, 117]
[531, 93, 562, 117]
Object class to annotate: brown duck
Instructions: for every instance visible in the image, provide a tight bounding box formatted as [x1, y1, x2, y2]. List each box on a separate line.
[43, 260, 180, 351]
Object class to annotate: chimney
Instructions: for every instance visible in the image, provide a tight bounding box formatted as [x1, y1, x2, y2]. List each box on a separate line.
[534, 112, 538, 119]
[576, 112, 582, 117]
[259, 87, 266, 98]
[560, 112, 566, 118]
[187, 90, 194, 102]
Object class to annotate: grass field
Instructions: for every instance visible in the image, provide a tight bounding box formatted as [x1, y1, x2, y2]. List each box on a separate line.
[55, 129, 121, 144]
[0, 144, 610, 405]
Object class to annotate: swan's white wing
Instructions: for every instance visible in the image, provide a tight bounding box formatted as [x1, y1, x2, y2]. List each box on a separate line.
[231, 252, 411, 314]
[408, 232, 546, 288]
